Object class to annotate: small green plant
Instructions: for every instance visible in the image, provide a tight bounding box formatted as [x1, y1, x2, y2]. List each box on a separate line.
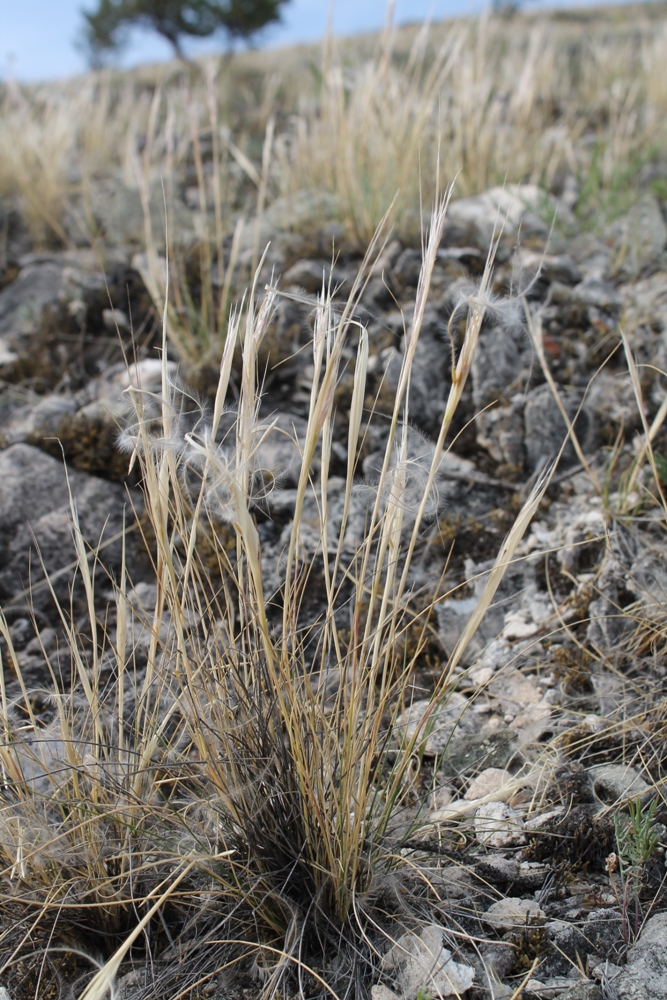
[615, 797, 660, 871]
[415, 989, 433, 1000]
[612, 797, 661, 942]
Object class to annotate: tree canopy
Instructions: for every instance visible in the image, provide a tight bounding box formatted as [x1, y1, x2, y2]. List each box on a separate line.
[82, 0, 289, 62]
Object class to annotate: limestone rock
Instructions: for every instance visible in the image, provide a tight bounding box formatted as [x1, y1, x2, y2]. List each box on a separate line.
[447, 184, 556, 244]
[0, 443, 143, 610]
[475, 855, 520, 883]
[92, 179, 193, 247]
[0, 393, 71, 451]
[476, 396, 525, 466]
[471, 323, 531, 410]
[283, 258, 332, 292]
[382, 924, 474, 998]
[572, 275, 624, 310]
[440, 728, 520, 778]
[474, 801, 527, 848]
[588, 763, 649, 805]
[436, 594, 505, 664]
[556, 984, 601, 1000]
[400, 311, 452, 433]
[400, 693, 477, 756]
[483, 897, 546, 932]
[516, 249, 582, 286]
[0, 263, 69, 342]
[371, 986, 400, 1000]
[615, 912, 667, 999]
[525, 979, 596, 999]
[613, 192, 667, 276]
[523, 384, 595, 472]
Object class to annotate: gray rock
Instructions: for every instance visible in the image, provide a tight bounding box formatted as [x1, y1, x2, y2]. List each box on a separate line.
[613, 192, 667, 277]
[0, 264, 66, 342]
[615, 912, 667, 999]
[264, 188, 342, 233]
[571, 276, 624, 311]
[447, 184, 556, 244]
[436, 594, 505, 664]
[474, 802, 527, 848]
[96, 358, 179, 399]
[92, 179, 193, 247]
[483, 897, 544, 931]
[24, 394, 79, 440]
[583, 910, 623, 962]
[568, 232, 613, 281]
[371, 239, 403, 277]
[556, 981, 601, 1000]
[430, 864, 475, 901]
[394, 248, 424, 285]
[282, 258, 331, 293]
[477, 941, 516, 980]
[630, 547, 667, 619]
[542, 923, 590, 979]
[0, 443, 142, 610]
[475, 856, 550, 891]
[103, 306, 130, 332]
[403, 311, 452, 431]
[515, 861, 551, 889]
[586, 553, 636, 650]
[400, 693, 477, 756]
[255, 412, 310, 487]
[23, 627, 57, 656]
[465, 767, 512, 800]
[525, 978, 591, 999]
[0, 255, 134, 384]
[516, 249, 583, 286]
[471, 323, 530, 410]
[381, 923, 475, 998]
[436, 552, 536, 662]
[475, 395, 525, 466]
[440, 728, 520, 778]
[115, 969, 150, 1000]
[466, 637, 514, 686]
[475, 855, 520, 883]
[198, 409, 309, 495]
[591, 961, 623, 999]
[50, 398, 128, 475]
[3, 394, 77, 445]
[626, 275, 667, 370]
[588, 763, 649, 804]
[0, 386, 133, 481]
[523, 384, 595, 472]
[585, 372, 641, 432]
[370, 986, 399, 1000]
[438, 553, 542, 661]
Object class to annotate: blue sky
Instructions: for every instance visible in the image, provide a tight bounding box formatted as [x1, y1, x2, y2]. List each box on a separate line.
[1, 0, 632, 82]
[2, 0, 476, 82]
[0, 0, 483, 81]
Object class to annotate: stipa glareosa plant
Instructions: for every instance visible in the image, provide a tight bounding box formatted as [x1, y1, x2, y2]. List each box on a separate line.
[0, 196, 551, 1000]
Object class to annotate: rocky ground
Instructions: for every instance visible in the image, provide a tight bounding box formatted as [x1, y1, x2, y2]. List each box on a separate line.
[1, 178, 667, 1000]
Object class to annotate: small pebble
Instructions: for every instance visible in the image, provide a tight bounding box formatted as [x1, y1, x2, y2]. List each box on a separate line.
[475, 801, 526, 848]
[483, 897, 546, 931]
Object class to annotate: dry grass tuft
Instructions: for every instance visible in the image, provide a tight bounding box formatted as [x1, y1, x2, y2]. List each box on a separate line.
[0, 192, 551, 997]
